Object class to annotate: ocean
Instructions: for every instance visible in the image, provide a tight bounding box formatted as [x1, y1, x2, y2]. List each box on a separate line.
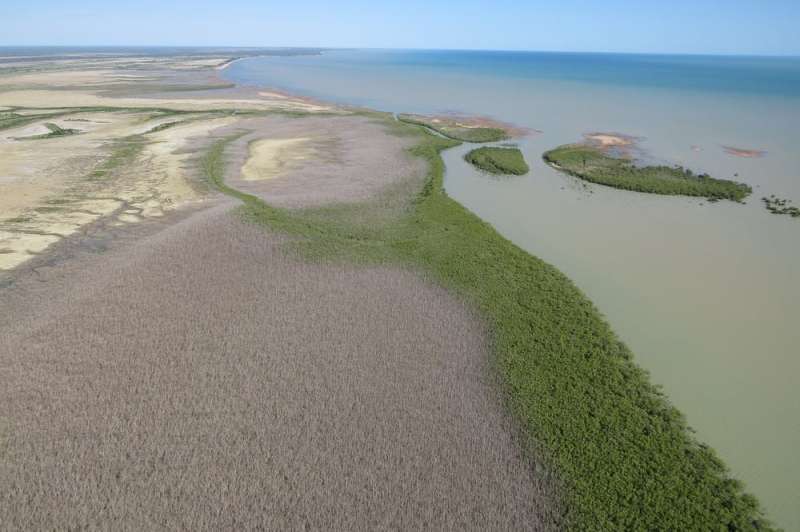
[223, 49, 800, 529]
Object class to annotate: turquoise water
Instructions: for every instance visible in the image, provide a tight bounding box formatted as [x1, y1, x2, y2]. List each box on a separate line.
[229, 49, 800, 100]
[224, 50, 800, 529]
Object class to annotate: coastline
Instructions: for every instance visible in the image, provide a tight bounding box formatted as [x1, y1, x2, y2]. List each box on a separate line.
[222, 50, 800, 531]
[208, 61, 337, 112]
[214, 57, 241, 70]
[211, 62, 772, 529]
[0, 52, 776, 529]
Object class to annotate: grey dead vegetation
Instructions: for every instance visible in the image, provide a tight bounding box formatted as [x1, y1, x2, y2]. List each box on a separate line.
[221, 114, 428, 209]
[0, 112, 560, 530]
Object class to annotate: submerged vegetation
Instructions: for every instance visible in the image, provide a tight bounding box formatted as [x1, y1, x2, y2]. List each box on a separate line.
[763, 195, 800, 218]
[397, 113, 509, 143]
[544, 144, 752, 201]
[465, 146, 529, 175]
[204, 116, 770, 531]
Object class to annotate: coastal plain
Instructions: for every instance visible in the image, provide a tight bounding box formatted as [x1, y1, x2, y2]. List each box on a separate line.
[224, 46, 800, 531]
[0, 51, 772, 531]
[0, 52, 560, 530]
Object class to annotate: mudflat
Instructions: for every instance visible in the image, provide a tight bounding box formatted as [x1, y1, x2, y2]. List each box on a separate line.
[0, 205, 557, 530]
[0, 51, 559, 530]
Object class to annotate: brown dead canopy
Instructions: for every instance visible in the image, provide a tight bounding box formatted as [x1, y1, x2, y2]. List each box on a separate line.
[0, 205, 560, 530]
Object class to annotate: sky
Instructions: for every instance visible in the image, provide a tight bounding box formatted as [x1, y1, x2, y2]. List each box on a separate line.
[2, 0, 800, 56]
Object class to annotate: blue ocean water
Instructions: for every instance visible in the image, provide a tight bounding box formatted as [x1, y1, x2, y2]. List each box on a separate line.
[223, 49, 800, 529]
[227, 48, 800, 102]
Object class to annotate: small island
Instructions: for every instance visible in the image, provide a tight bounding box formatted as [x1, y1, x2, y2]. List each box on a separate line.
[543, 143, 751, 201]
[465, 146, 530, 175]
[763, 195, 800, 218]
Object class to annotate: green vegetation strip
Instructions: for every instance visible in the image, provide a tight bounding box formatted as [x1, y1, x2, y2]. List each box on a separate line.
[465, 146, 529, 175]
[0, 108, 111, 132]
[42, 122, 78, 137]
[0, 112, 32, 131]
[88, 136, 147, 180]
[544, 144, 751, 201]
[2, 114, 63, 133]
[144, 121, 183, 134]
[397, 113, 508, 142]
[13, 122, 80, 141]
[203, 119, 770, 530]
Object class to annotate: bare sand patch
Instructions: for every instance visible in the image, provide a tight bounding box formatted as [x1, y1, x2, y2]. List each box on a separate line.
[1, 122, 52, 140]
[2, 110, 156, 146]
[258, 90, 289, 99]
[0, 55, 237, 76]
[1, 53, 336, 118]
[0, 64, 331, 113]
[582, 131, 643, 157]
[241, 137, 313, 181]
[723, 145, 766, 158]
[0, 231, 60, 270]
[0, 69, 121, 87]
[0, 89, 329, 112]
[0, 56, 373, 267]
[0, 52, 336, 271]
[0, 110, 236, 270]
[138, 116, 240, 212]
[584, 131, 639, 148]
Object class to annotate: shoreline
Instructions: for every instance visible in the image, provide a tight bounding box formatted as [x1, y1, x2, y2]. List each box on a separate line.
[217, 56, 797, 529]
[202, 112, 771, 529]
[0, 53, 776, 525]
[214, 57, 242, 70]
[211, 60, 772, 529]
[210, 62, 338, 112]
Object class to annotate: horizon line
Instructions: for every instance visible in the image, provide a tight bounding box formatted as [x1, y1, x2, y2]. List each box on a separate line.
[1, 44, 799, 59]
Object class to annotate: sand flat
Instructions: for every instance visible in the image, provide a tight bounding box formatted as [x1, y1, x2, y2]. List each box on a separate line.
[241, 137, 313, 181]
[0, 89, 329, 112]
[0, 110, 240, 270]
[583, 131, 639, 148]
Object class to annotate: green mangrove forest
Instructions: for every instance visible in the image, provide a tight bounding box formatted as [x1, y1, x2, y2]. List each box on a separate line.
[465, 146, 529, 175]
[204, 113, 771, 531]
[543, 144, 752, 201]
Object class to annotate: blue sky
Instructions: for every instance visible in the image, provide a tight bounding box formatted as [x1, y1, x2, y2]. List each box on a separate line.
[2, 0, 799, 55]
